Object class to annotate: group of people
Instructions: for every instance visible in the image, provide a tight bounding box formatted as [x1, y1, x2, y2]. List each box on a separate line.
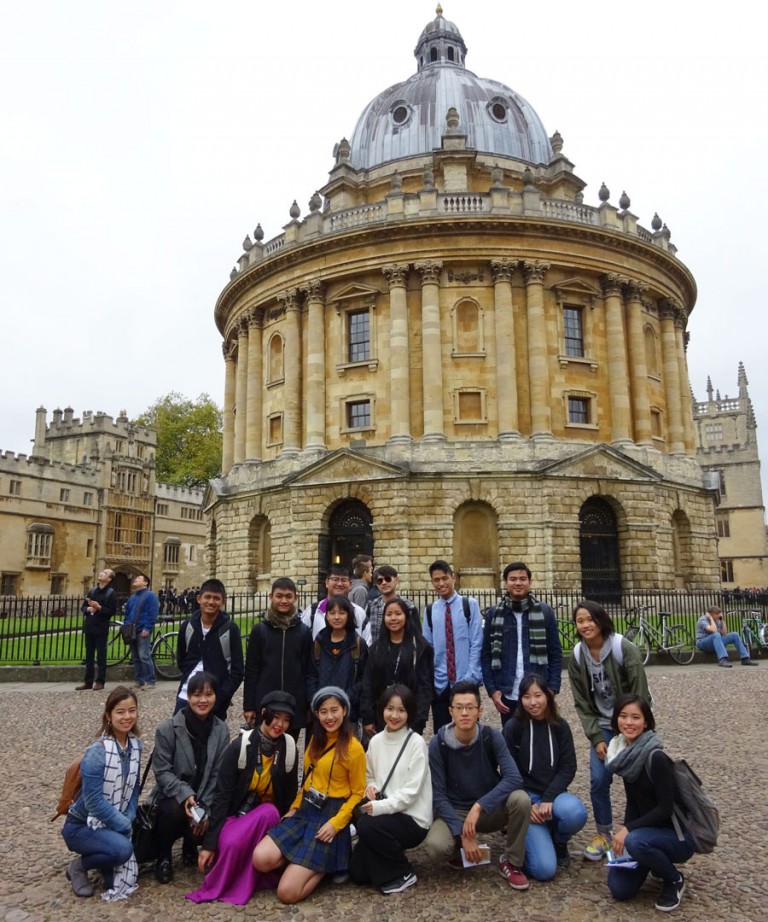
[63, 558, 712, 912]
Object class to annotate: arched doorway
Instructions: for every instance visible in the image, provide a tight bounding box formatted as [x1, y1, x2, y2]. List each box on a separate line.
[319, 500, 373, 595]
[579, 496, 621, 602]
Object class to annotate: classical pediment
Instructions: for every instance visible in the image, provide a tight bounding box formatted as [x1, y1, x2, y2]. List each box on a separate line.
[331, 282, 383, 304]
[539, 444, 661, 482]
[551, 277, 601, 298]
[285, 449, 408, 486]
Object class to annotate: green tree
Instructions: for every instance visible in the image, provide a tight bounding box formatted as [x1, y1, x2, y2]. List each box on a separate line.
[136, 392, 223, 489]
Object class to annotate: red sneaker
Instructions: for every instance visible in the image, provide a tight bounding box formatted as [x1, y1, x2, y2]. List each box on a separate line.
[499, 858, 529, 891]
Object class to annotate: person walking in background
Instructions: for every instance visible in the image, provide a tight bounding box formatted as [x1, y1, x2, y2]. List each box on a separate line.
[122, 574, 159, 690]
[76, 569, 117, 692]
[348, 555, 374, 609]
[695, 605, 758, 667]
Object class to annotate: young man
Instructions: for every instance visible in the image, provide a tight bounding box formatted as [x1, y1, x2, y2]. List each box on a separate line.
[175, 578, 244, 719]
[425, 681, 531, 891]
[695, 605, 758, 667]
[76, 568, 117, 691]
[481, 562, 562, 724]
[348, 554, 374, 609]
[364, 565, 419, 646]
[123, 573, 160, 689]
[244, 577, 316, 736]
[422, 560, 483, 730]
[301, 565, 370, 642]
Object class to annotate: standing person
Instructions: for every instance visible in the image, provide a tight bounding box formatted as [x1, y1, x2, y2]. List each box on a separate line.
[695, 605, 758, 667]
[60, 686, 143, 901]
[364, 566, 419, 646]
[76, 569, 117, 692]
[482, 562, 562, 725]
[252, 687, 367, 905]
[503, 675, 587, 880]
[312, 595, 368, 724]
[568, 599, 650, 861]
[186, 691, 299, 905]
[122, 574, 159, 691]
[243, 577, 315, 738]
[151, 672, 230, 884]
[361, 597, 433, 736]
[348, 555, 374, 610]
[605, 695, 694, 913]
[350, 684, 432, 894]
[302, 565, 370, 641]
[424, 681, 531, 891]
[421, 560, 483, 731]
[175, 578, 244, 720]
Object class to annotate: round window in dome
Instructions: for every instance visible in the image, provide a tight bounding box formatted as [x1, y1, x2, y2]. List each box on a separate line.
[390, 102, 412, 127]
[487, 98, 508, 124]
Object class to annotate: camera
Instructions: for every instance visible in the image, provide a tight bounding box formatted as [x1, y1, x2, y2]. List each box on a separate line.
[303, 787, 327, 810]
[190, 804, 207, 825]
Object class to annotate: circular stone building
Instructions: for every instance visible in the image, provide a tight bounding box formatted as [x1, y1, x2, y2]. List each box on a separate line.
[209, 6, 719, 597]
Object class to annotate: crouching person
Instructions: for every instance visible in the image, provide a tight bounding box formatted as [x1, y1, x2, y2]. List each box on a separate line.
[424, 681, 531, 891]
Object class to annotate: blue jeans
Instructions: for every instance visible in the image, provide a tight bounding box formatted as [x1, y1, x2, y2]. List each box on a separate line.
[608, 826, 695, 899]
[524, 792, 588, 881]
[589, 727, 614, 830]
[697, 631, 748, 660]
[61, 815, 134, 872]
[132, 633, 155, 686]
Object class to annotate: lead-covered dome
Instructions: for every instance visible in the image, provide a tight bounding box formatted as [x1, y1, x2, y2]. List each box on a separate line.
[348, 6, 552, 171]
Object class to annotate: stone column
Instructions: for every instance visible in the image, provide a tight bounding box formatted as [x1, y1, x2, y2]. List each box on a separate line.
[245, 310, 263, 461]
[280, 288, 302, 455]
[490, 259, 520, 439]
[624, 280, 652, 445]
[676, 319, 697, 453]
[415, 260, 445, 440]
[523, 261, 551, 437]
[382, 264, 412, 442]
[660, 299, 685, 454]
[304, 280, 326, 450]
[233, 319, 249, 464]
[222, 341, 236, 475]
[601, 274, 632, 445]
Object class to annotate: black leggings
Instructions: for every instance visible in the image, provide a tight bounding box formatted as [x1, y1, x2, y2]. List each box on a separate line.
[349, 813, 427, 886]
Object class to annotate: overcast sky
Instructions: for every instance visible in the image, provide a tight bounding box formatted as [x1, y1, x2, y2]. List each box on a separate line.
[2, 1, 766, 501]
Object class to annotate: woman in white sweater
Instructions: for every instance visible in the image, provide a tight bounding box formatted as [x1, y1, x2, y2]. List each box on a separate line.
[349, 684, 432, 894]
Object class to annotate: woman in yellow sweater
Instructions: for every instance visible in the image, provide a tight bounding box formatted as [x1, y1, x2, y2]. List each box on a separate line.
[253, 686, 366, 904]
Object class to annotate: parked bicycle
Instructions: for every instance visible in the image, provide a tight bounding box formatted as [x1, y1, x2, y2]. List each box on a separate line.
[624, 605, 695, 665]
[105, 616, 181, 680]
[734, 609, 768, 658]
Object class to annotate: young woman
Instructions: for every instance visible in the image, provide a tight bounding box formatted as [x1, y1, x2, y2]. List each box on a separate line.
[61, 685, 143, 901]
[186, 691, 299, 905]
[567, 600, 650, 861]
[360, 598, 433, 736]
[312, 595, 368, 723]
[252, 686, 366, 904]
[605, 695, 694, 913]
[503, 675, 587, 880]
[350, 684, 432, 894]
[151, 672, 230, 884]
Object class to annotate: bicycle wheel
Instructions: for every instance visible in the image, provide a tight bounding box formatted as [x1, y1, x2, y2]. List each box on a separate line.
[106, 621, 131, 668]
[152, 631, 181, 680]
[625, 626, 650, 665]
[742, 626, 756, 658]
[665, 625, 695, 665]
[760, 623, 768, 651]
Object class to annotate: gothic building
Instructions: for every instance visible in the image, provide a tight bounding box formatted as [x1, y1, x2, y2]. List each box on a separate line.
[207, 7, 720, 597]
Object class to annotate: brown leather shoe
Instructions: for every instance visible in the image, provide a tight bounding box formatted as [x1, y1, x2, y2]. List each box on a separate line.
[93, 683, 105, 691]
[75, 684, 92, 691]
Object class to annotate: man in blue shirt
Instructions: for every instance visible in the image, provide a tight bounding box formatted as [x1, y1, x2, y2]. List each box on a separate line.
[422, 559, 483, 730]
[123, 573, 160, 689]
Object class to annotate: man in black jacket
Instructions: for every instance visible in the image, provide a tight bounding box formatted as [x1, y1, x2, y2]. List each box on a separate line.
[175, 579, 244, 719]
[76, 568, 117, 691]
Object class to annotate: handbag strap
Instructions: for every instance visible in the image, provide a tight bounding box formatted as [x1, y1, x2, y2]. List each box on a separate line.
[379, 731, 413, 797]
[137, 749, 154, 796]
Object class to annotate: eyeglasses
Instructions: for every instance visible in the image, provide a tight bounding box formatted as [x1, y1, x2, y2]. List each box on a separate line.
[450, 704, 479, 713]
[328, 577, 350, 584]
[376, 576, 394, 584]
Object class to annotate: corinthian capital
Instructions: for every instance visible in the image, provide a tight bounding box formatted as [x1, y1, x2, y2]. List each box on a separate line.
[522, 261, 550, 284]
[659, 297, 685, 326]
[601, 273, 627, 296]
[302, 279, 325, 303]
[277, 287, 301, 312]
[414, 260, 443, 284]
[623, 279, 649, 301]
[490, 258, 517, 284]
[382, 263, 410, 288]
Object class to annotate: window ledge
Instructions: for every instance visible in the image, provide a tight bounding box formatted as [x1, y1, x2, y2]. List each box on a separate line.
[337, 359, 378, 377]
[565, 422, 599, 431]
[558, 355, 598, 371]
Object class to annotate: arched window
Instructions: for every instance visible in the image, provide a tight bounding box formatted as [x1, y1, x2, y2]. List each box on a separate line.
[319, 500, 373, 597]
[671, 509, 693, 589]
[452, 299, 485, 355]
[249, 515, 272, 588]
[267, 333, 285, 384]
[453, 501, 498, 589]
[26, 523, 54, 567]
[644, 325, 659, 376]
[579, 497, 621, 601]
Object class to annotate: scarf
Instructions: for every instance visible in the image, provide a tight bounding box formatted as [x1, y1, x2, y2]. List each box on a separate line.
[184, 708, 213, 790]
[87, 735, 140, 901]
[490, 595, 548, 671]
[265, 604, 297, 632]
[605, 729, 664, 781]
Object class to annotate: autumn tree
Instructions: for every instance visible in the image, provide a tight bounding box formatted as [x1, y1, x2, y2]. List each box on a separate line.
[135, 392, 222, 489]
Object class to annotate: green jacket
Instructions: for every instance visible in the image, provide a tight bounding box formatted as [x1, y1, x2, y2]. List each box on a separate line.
[567, 635, 650, 748]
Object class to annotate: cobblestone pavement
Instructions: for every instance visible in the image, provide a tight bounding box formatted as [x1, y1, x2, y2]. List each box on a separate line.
[1, 663, 766, 922]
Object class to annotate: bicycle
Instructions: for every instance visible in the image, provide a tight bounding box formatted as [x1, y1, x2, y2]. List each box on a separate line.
[624, 605, 695, 665]
[734, 609, 768, 658]
[553, 603, 576, 652]
[105, 616, 182, 680]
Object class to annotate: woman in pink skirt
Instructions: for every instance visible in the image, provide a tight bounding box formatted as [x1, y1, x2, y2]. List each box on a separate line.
[186, 691, 298, 905]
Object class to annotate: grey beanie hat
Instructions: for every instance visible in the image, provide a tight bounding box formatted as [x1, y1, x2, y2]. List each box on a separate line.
[311, 685, 350, 713]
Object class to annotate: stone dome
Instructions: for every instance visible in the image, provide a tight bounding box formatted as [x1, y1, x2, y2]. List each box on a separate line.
[348, 6, 552, 171]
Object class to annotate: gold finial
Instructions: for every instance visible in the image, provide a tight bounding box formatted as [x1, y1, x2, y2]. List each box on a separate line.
[436, 4, 443, 16]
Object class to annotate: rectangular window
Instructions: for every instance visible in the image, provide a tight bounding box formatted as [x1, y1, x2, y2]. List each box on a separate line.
[706, 423, 723, 442]
[717, 470, 726, 496]
[156, 503, 169, 516]
[83, 492, 93, 506]
[1, 573, 19, 595]
[456, 390, 484, 422]
[651, 408, 662, 438]
[86, 538, 94, 557]
[59, 488, 70, 502]
[348, 310, 370, 363]
[9, 479, 21, 496]
[163, 543, 180, 566]
[267, 414, 283, 446]
[563, 306, 584, 357]
[346, 400, 371, 429]
[716, 514, 730, 538]
[27, 529, 52, 562]
[568, 396, 590, 424]
[189, 544, 196, 563]
[50, 575, 65, 594]
[720, 559, 734, 583]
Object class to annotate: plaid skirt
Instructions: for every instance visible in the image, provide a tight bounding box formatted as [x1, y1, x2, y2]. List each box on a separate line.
[268, 794, 351, 873]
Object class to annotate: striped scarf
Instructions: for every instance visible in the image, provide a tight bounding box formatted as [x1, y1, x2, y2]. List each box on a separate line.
[490, 595, 549, 671]
[87, 734, 140, 901]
